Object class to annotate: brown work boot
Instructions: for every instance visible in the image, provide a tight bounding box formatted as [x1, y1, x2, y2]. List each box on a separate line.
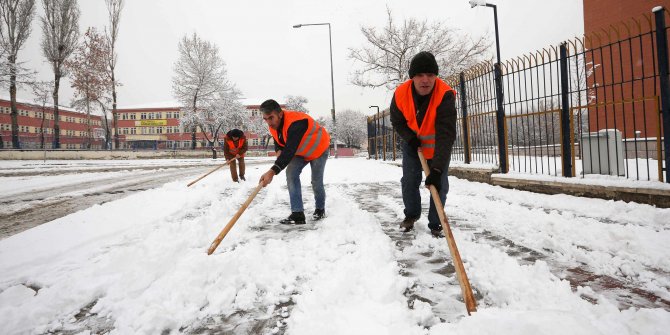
[400, 217, 417, 232]
[430, 229, 445, 238]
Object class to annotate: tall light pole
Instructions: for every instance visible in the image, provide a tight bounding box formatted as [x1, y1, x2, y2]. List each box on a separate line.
[469, 0, 501, 65]
[293, 22, 338, 158]
[470, 0, 508, 173]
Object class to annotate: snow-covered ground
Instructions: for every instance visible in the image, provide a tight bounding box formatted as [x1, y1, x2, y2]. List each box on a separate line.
[0, 157, 669, 334]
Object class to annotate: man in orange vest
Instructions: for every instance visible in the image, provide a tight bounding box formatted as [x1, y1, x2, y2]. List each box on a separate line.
[223, 128, 248, 182]
[258, 99, 331, 224]
[390, 51, 457, 238]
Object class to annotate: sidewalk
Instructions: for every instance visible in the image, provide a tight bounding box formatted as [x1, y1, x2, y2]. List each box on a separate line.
[383, 160, 670, 208]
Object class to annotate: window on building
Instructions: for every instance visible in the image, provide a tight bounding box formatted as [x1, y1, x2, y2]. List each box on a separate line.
[140, 112, 147, 120]
[130, 127, 136, 135]
[157, 127, 163, 134]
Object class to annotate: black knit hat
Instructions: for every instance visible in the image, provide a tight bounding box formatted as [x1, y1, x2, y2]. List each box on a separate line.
[408, 51, 439, 78]
[226, 129, 243, 138]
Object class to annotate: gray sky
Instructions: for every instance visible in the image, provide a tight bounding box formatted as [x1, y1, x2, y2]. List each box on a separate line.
[18, 0, 583, 119]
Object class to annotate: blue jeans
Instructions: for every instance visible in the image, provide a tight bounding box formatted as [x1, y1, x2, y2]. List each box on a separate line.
[285, 150, 328, 212]
[401, 142, 450, 231]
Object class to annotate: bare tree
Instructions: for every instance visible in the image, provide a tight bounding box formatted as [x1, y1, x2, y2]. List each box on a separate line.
[172, 32, 235, 150]
[40, 0, 80, 149]
[349, 8, 491, 91]
[0, 0, 36, 149]
[96, 99, 112, 149]
[284, 95, 309, 113]
[65, 27, 110, 149]
[104, 0, 122, 149]
[31, 81, 52, 149]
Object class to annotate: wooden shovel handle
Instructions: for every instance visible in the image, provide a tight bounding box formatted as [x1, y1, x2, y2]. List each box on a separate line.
[207, 183, 263, 255]
[418, 151, 477, 315]
[187, 157, 237, 187]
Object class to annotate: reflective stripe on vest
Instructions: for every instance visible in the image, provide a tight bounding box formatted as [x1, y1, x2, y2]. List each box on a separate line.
[393, 78, 454, 159]
[269, 110, 331, 161]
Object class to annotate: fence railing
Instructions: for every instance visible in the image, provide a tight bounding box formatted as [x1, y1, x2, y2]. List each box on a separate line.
[367, 8, 669, 183]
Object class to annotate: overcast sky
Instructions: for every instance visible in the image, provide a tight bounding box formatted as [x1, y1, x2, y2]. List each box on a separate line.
[17, 0, 583, 119]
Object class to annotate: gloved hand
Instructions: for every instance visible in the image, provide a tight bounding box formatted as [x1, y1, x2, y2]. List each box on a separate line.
[424, 168, 442, 192]
[407, 136, 421, 152]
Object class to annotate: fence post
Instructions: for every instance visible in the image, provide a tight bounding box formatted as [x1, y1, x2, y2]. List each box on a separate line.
[654, 7, 670, 183]
[382, 110, 387, 161]
[459, 72, 471, 164]
[494, 63, 508, 173]
[559, 43, 573, 177]
[366, 116, 374, 159]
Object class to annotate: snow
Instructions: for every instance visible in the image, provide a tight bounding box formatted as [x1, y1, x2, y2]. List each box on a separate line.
[1, 157, 669, 334]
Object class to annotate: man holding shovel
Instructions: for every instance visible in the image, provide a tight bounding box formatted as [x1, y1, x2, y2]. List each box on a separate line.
[390, 51, 457, 238]
[223, 129, 248, 182]
[258, 99, 331, 225]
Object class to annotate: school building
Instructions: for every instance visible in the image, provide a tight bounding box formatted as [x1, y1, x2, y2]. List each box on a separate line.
[0, 98, 104, 149]
[113, 102, 273, 150]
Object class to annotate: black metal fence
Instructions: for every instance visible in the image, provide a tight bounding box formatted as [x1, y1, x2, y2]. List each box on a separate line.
[368, 8, 669, 183]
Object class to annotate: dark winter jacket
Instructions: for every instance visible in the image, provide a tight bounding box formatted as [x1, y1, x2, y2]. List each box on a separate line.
[270, 117, 309, 174]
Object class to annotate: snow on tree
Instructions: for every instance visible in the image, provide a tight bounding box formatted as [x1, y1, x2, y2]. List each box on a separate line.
[0, 0, 37, 149]
[332, 109, 366, 148]
[245, 108, 271, 149]
[65, 27, 111, 149]
[349, 7, 490, 91]
[197, 89, 247, 147]
[40, 0, 80, 149]
[171, 32, 236, 150]
[284, 95, 309, 113]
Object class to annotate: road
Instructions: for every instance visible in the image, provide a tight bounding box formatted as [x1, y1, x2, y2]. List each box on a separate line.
[0, 163, 258, 239]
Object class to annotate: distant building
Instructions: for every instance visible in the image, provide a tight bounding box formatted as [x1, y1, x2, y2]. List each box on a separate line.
[582, 0, 669, 138]
[0, 98, 104, 149]
[113, 102, 281, 150]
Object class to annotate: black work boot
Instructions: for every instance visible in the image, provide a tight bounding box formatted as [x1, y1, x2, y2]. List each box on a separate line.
[280, 212, 306, 225]
[312, 208, 325, 220]
[400, 217, 417, 232]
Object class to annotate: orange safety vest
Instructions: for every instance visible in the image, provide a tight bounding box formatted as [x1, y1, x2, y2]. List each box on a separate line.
[269, 110, 330, 161]
[225, 136, 245, 157]
[393, 78, 455, 159]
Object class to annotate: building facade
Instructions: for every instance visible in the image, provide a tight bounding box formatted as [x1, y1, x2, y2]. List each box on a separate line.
[583, 0, 670, 138]
[113, 104, 273, 150]
[0, 98, 104, 149]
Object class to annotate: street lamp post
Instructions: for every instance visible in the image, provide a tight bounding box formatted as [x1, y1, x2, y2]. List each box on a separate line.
[469, 0, 508, 173]
[469, 0, 501, 65]
[293, 22, 338, 158]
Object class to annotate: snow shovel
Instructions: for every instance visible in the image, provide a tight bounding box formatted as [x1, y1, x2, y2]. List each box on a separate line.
[187, 157, 237, 187]
[207, 183, 263, 255]
[418, 150, 477, 315]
